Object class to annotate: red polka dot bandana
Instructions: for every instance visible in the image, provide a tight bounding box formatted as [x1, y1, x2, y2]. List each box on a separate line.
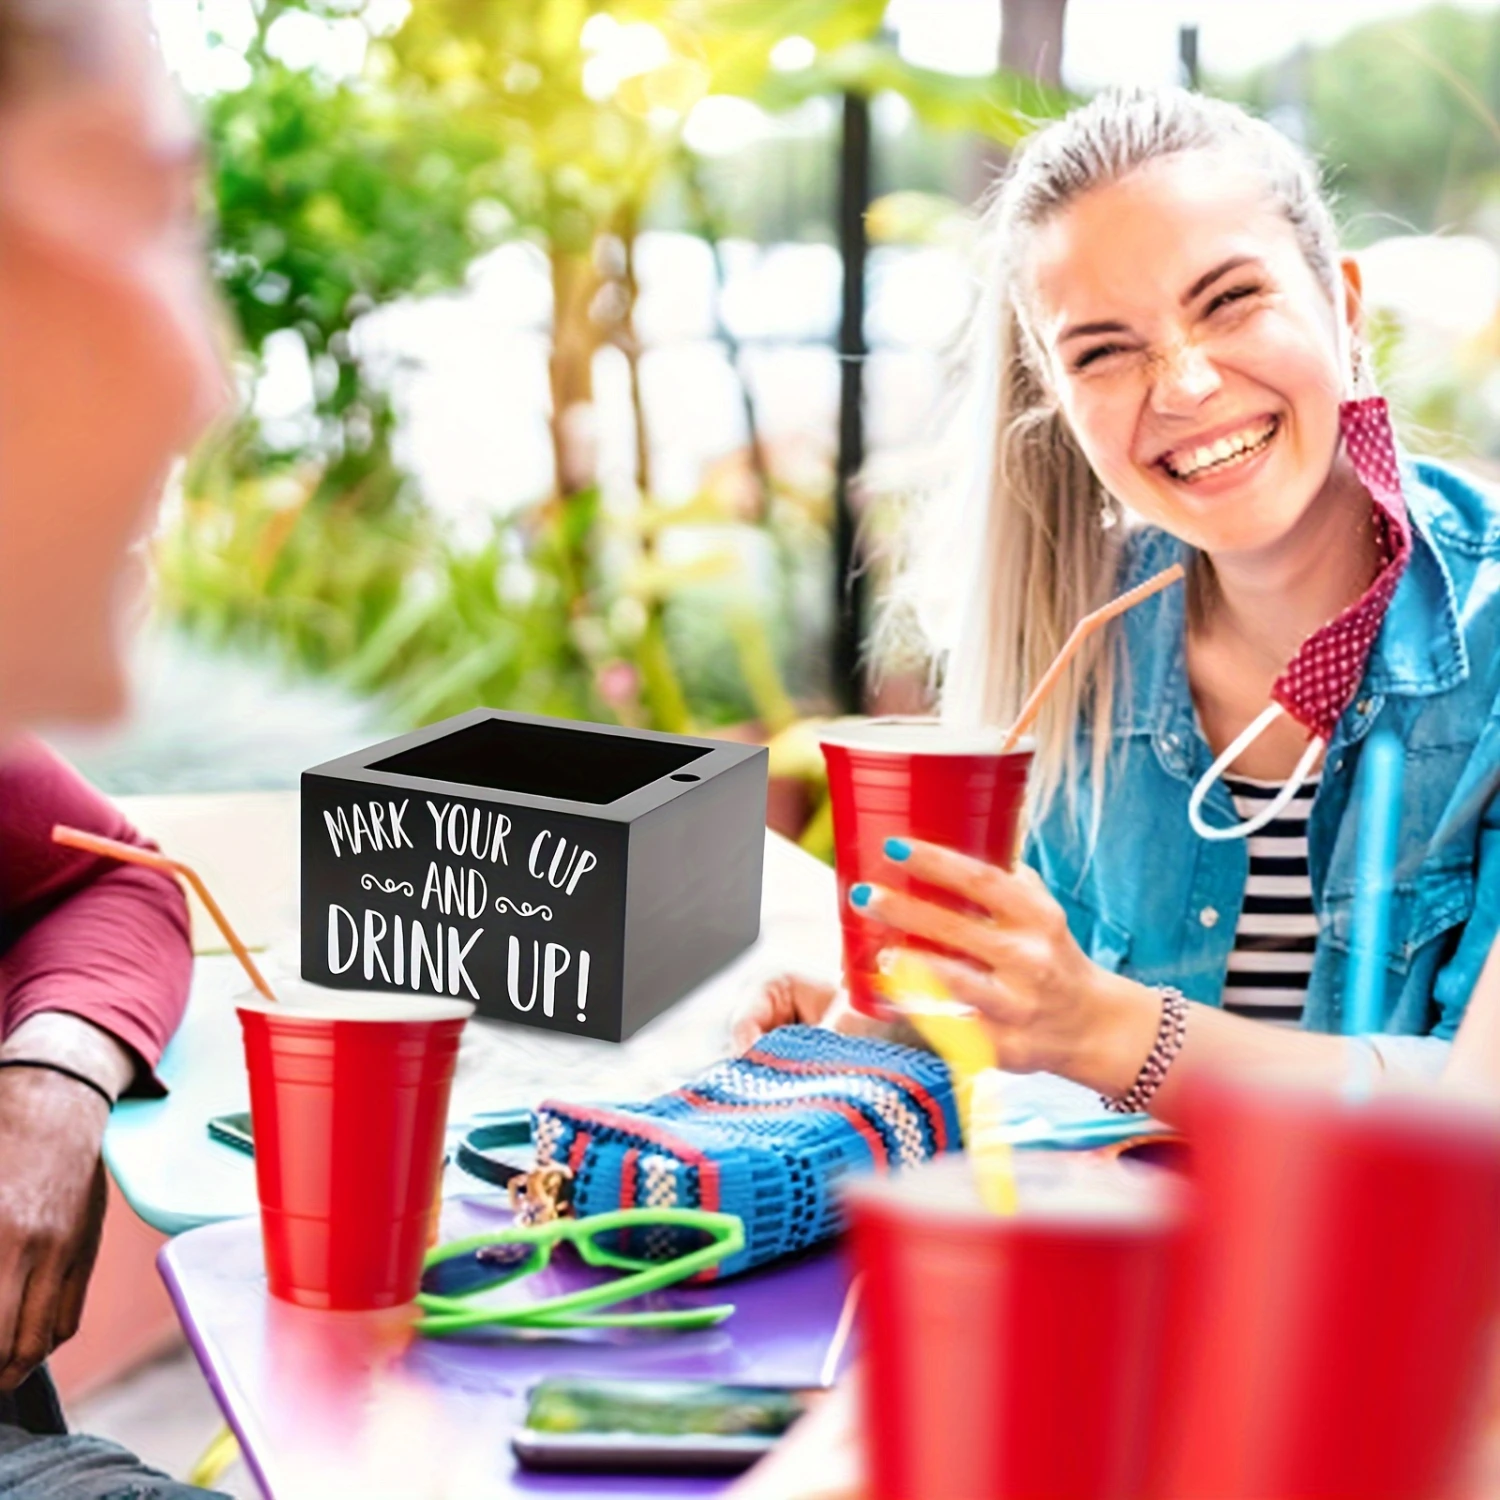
[1269, 397, 1412, 743]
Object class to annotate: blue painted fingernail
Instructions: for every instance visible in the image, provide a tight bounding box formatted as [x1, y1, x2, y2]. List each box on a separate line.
[849, 883, 874, 909]
[884, 837, 911, 862]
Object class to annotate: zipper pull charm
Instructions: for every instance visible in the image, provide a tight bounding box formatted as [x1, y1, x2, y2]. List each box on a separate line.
[508, 1165, 575, 1225]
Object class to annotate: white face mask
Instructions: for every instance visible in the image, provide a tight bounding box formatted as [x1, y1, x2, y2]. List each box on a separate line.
[1185, 352, 1413, 841]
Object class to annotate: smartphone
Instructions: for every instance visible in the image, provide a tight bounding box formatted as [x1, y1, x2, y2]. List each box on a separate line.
[511, 1377, 809, 1475]
[207, 1111, 254, 1156]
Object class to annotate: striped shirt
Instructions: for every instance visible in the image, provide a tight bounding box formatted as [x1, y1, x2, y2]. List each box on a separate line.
[1221, 775, 1321, 1025]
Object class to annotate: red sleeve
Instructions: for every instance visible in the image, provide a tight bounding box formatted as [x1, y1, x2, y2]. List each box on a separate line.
[0, 737, 191, 1097]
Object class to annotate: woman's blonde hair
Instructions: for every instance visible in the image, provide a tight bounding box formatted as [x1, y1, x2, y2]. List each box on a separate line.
[914, 86, 1341, 822]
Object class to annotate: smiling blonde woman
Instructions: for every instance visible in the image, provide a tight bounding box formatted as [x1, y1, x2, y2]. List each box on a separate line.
[745, 87, 1500, 1123]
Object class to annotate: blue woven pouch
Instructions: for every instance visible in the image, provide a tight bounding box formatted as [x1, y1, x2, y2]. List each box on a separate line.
[531, 1025, 961, 1278]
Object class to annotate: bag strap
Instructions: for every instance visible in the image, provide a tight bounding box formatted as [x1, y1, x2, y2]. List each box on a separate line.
[455, 1113, 534, 1188]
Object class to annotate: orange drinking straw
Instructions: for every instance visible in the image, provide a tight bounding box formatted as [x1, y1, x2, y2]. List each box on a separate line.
[51, 825, 279, 1005]
[998, 563, 1185, 754]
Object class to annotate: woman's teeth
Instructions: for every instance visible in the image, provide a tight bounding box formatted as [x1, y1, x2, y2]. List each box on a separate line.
[1162, 418, 1278, 481]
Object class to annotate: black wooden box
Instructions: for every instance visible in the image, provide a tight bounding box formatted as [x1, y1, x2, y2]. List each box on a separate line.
[300, 709, 768, 1042]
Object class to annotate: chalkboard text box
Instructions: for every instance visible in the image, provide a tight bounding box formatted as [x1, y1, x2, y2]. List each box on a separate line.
[301, 709, 768, 1041]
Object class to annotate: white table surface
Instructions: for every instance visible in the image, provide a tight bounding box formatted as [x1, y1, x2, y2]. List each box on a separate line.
[103, 796, 841, 1236]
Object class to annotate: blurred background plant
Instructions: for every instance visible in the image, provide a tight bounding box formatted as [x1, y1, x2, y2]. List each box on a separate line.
[154, 0, 1049, 761]
[71, 0, 1500, 850]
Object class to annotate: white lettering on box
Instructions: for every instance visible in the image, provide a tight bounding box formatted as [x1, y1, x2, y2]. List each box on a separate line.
[448, 927, 482, 1000]
[327, 905, 358, 973]
[507, 936, 538, 1013]
[324, 808, 354, 857]
[410, 920, 443, 993]
[363, 909, 391, 983]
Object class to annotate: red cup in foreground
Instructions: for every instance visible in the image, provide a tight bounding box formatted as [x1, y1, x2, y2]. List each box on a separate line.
[237, 983, 472, 1310]
[819, 718, 1033, 1018]
[1160, 1076, 1500, 1500]
[847, 1153, 1179, 1500]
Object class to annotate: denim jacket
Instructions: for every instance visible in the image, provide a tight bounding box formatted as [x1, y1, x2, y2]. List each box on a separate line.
[1026, 458, 1500, 1069]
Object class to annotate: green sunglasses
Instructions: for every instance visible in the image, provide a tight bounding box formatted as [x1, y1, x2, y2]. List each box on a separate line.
[416, 1207, 746, 1336]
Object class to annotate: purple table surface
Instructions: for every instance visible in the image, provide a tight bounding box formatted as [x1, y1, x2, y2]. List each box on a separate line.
[159, 1195, 853, 1500]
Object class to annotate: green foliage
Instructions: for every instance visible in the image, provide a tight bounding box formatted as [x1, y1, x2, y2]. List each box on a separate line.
[387, 0, 681, 251]
[168, 0, 1059, 747]
[210, 65, 497, 356]
[159, 440, 604, 726]
[754, 43, 1063, 145]
[1223, 4, 1500, 240]
[206, 57, 512, 504]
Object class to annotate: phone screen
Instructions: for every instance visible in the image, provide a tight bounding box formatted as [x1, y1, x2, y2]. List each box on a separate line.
[513, 1378, 808, 1474]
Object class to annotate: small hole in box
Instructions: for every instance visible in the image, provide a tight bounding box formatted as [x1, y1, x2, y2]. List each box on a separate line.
[670, 773, 701, 783]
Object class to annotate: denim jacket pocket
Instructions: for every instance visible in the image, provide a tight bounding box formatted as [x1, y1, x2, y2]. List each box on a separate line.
[1322, 867, 1475, 975]
[1053, 888, 1133, 973]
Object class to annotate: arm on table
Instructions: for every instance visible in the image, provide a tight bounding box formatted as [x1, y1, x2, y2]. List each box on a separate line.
[0, 736, 191, 1091]
[0, 737, 192, 1387]
[732, 976, 919, 1052]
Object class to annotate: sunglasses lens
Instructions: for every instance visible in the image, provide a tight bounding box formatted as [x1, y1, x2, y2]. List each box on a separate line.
[420, 1240, 536, 1298]
[587, 1223, 720, 1262]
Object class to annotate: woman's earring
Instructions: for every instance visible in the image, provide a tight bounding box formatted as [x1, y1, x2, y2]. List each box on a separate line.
[1350, 339, 1378, 400]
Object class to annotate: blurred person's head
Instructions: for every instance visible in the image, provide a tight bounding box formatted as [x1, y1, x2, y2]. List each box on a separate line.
[917, 88, 1358, 816]
[0, 0, 227, 735]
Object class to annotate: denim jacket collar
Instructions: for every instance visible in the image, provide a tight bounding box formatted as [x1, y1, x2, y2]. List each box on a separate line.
[1119, 462, 1468, 780]
[1360, 459, 1467, 698]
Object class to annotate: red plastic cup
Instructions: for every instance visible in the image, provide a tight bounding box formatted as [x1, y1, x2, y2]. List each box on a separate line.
[820, 718, 1033, 1018]
[846, 1153, 1179, 1500]
[237, 984, 473, 1310]
[1159, 1076, 1500, 1500]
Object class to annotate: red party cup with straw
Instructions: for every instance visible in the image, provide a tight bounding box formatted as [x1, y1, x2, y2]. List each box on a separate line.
[820, 718, 1033, 1019]
[239, 982, 471, 1310]
[48, 826, 471, 1312]
[848, 1154, 1179, 1500]
[822, 562, 1184, 1019]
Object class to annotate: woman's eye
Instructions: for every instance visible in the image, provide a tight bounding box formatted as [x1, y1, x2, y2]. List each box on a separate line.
[1204, 283, 1262, 317]
[1072, 343, 1128, 372]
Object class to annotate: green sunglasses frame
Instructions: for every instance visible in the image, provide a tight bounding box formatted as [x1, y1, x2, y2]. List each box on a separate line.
[416, 1207, 746, 1336]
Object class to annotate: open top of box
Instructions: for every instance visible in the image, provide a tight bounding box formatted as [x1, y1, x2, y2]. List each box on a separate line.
[372, 716, 710, 805]
[306, 708, 761, 821]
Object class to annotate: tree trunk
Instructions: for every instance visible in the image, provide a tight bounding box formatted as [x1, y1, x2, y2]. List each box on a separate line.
[1000, 0, 1068, 85]
[965, 0, 1069, 206]
[832, 91, 871, 716]
[548, 248, 601, 497]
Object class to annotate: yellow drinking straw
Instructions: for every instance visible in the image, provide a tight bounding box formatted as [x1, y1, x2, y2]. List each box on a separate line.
[876, 951, 1017, 1215]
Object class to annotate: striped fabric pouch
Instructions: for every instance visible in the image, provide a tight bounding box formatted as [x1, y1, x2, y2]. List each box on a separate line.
[531, 1025, 961, 1277]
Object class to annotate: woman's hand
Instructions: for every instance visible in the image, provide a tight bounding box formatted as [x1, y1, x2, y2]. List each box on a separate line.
[731, 975, 906, 1052]
[850, 837, 1160, 1096]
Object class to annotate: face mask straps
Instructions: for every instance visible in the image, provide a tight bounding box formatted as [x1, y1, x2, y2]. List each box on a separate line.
[1186, 703, 1325, 841]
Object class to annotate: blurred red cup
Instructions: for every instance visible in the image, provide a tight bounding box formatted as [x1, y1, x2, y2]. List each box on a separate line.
[819, 718, 1033, 1019]
[846, 1153, 1179, 1500]
[1159, 1076, 1500, 1500]
[237, 984, 472, 1310]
